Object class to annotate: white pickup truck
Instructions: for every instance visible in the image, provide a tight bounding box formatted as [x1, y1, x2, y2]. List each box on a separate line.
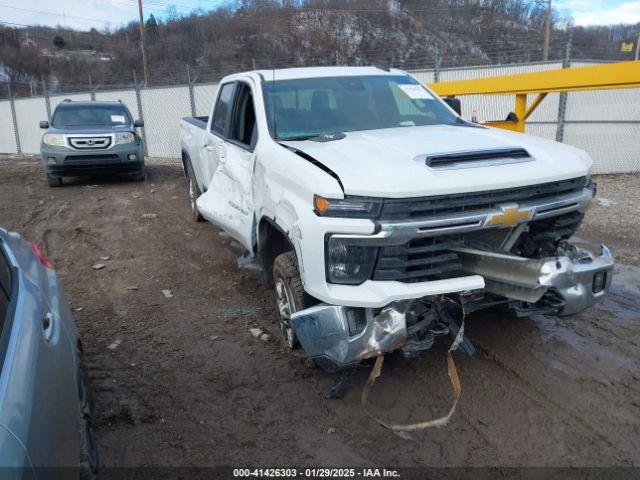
[180, 66, 613, 372]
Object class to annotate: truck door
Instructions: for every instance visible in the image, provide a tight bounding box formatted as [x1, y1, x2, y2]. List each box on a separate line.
[197, 80, 258, 251]
[201, 82, 236, 184]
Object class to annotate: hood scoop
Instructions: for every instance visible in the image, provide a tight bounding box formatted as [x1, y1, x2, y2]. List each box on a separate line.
[420, 148, 532, 170]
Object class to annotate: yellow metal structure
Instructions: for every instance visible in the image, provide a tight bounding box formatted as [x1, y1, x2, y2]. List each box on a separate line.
[428, 61, 640, 132]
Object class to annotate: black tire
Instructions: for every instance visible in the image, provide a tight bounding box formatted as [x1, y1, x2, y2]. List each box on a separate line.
[185, 161, 204, 222]
[132, 163, 146, 182]
[77, 358, 98, 478]
[46, 174, 62, 187]
[272, 251, 315, 349]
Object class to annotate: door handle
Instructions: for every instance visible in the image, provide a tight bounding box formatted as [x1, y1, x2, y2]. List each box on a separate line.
[42, 312, 54, 342]
[203, 144, 214, 151]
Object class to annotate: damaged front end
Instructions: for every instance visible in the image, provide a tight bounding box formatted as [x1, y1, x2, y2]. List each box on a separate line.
[293, 177, 614, 372]
[292, 298, 469, 372]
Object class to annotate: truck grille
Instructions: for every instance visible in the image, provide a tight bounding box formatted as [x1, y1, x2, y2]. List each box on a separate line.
[378, 176, 587, 221]
[372, 212, 584, 283]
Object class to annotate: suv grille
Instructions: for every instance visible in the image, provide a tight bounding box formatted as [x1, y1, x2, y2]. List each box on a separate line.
[69, 136, 111, 149]
[378, 176, 587, 221]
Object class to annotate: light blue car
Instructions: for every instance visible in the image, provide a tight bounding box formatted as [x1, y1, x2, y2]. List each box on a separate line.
[0, 228, 97, 479]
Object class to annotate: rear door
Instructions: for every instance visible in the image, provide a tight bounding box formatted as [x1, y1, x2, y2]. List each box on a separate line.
[0, 239, 78, 472]
[201, 82, 236, 185]
[197, 80, 259, 251]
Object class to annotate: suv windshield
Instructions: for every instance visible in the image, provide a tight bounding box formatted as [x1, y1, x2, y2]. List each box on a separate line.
[263, 75, 458, 140]
[52, 104, 130, 128]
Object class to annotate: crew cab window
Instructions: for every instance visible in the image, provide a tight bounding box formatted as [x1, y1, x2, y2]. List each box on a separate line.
[228, 83, 257, 149]
[212, 83, 236, 136]
[0, 244, 11, 331]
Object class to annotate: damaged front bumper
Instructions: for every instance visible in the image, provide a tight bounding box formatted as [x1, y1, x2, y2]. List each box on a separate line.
[292, 244, 614, 371]
[291, 304, 408, 372]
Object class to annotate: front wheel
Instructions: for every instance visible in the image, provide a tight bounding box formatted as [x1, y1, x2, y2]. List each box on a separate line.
[273, 251, 315, 349]
[46, 174, 62, 187]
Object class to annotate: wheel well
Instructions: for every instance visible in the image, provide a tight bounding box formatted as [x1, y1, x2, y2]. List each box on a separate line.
[258, 218, 294, 289]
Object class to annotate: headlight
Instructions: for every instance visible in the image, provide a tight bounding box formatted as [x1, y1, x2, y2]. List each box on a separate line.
[313, 194, 382, 218]
[42, 134, 66, 147]
[114, 132, 135, 145]
[326, 236, 377, 285]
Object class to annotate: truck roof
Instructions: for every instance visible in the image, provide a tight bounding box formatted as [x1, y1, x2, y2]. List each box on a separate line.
[55, 100, 124, 108]
[226, 66, 407, 82]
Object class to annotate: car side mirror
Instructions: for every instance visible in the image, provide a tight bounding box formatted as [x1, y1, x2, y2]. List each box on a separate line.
[39, 120, 49, 129]
[443, 97, 462, 116]
[134, 119, 144, 128]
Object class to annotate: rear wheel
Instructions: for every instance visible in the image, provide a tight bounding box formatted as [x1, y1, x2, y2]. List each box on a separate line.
[273, 251, 314, 349]
[185, 162, 204, 222]
[77, 357, 98, 479]
[46, 174, 62, 187]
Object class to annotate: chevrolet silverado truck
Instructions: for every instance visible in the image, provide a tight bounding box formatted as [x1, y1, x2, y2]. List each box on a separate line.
[39, 100, 145, 187]
[180, 67, 613, 372]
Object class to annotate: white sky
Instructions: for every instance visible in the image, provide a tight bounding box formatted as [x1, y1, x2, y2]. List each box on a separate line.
[1, 0, 639, 31]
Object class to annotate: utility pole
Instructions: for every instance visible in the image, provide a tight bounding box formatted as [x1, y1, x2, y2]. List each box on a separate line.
[635, 31, 640, 61]
[543, 0, 552, 61]
[137, 0, 149, 87]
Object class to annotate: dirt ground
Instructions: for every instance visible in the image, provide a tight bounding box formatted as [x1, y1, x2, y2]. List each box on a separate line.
[1, 156, 639, 470]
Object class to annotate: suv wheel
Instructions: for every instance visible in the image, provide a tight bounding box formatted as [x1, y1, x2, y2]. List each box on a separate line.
[132, 163, 146, 182]
[46, 174, 62, 187]
[273, 251, 314, 349]
[185, 162, 204, 222]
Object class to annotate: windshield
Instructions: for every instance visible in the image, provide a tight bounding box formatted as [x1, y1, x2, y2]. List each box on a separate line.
[51, 104, 131, 128]
[263, 75, 458, 140]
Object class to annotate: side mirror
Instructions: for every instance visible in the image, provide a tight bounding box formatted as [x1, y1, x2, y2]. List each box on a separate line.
[443, 97, 462, 116]
[39, 120, 49, 129]
[134, 119, 144, 128]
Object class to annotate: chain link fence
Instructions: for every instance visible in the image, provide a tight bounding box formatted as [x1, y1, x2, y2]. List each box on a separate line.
[1, 60, 638, 174]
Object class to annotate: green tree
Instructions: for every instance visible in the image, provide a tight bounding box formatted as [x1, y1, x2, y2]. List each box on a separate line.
[52, 35, 65, 49]
[146, 14, 159, 44]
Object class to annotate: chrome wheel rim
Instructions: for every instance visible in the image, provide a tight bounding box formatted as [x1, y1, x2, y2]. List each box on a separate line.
[275, 278, 296, 348]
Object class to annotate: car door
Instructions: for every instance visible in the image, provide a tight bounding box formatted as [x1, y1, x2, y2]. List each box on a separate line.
[0, 239, 78, 475]
[200, 82, 236, 185]
[197, 80, 259, 251]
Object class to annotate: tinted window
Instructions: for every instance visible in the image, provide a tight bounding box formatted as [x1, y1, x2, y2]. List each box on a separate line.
[0, 244, 11, 329]
[52, 104, 131, 128]
[212, 83, 236, 136]
[229, 83, 256, 148]
[263, 75, 457, 140]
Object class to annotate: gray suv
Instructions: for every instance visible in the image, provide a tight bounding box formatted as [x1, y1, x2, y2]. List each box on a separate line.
[39, 100, 145, 187]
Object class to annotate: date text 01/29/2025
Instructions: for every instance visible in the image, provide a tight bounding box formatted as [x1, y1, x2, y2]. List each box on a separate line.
[232, 468, 401, 478]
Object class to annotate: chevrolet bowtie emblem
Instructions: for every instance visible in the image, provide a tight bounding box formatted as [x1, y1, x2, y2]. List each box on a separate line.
[487, 205, 533, 227]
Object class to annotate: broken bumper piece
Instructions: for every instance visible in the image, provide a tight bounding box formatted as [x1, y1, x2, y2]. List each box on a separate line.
[454, 244, 614, 316]
[291, 303, 407, 372]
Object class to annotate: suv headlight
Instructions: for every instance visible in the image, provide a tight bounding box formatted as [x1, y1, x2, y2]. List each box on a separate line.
[114, 132, 135, 145]
[326, 236, 377, 285]
[42, 134, 66, 147]
[314, 194, 382, 219]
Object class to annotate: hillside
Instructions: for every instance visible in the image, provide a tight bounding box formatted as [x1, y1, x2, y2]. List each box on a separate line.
[1, 0, 638, 95]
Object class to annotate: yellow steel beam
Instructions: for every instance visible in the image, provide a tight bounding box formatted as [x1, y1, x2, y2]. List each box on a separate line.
[429, 61, 640, 96]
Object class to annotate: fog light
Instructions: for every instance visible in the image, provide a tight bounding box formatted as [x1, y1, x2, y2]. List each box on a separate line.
[128, 153, 136, 160]
[593, 271, 607, 293]
[47, 157, 56, 164]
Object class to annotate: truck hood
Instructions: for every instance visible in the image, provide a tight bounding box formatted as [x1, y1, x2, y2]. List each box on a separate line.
[281, 125, 592, 197]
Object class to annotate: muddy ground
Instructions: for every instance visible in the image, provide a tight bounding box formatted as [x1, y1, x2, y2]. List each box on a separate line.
[1, 157, 639, 470]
